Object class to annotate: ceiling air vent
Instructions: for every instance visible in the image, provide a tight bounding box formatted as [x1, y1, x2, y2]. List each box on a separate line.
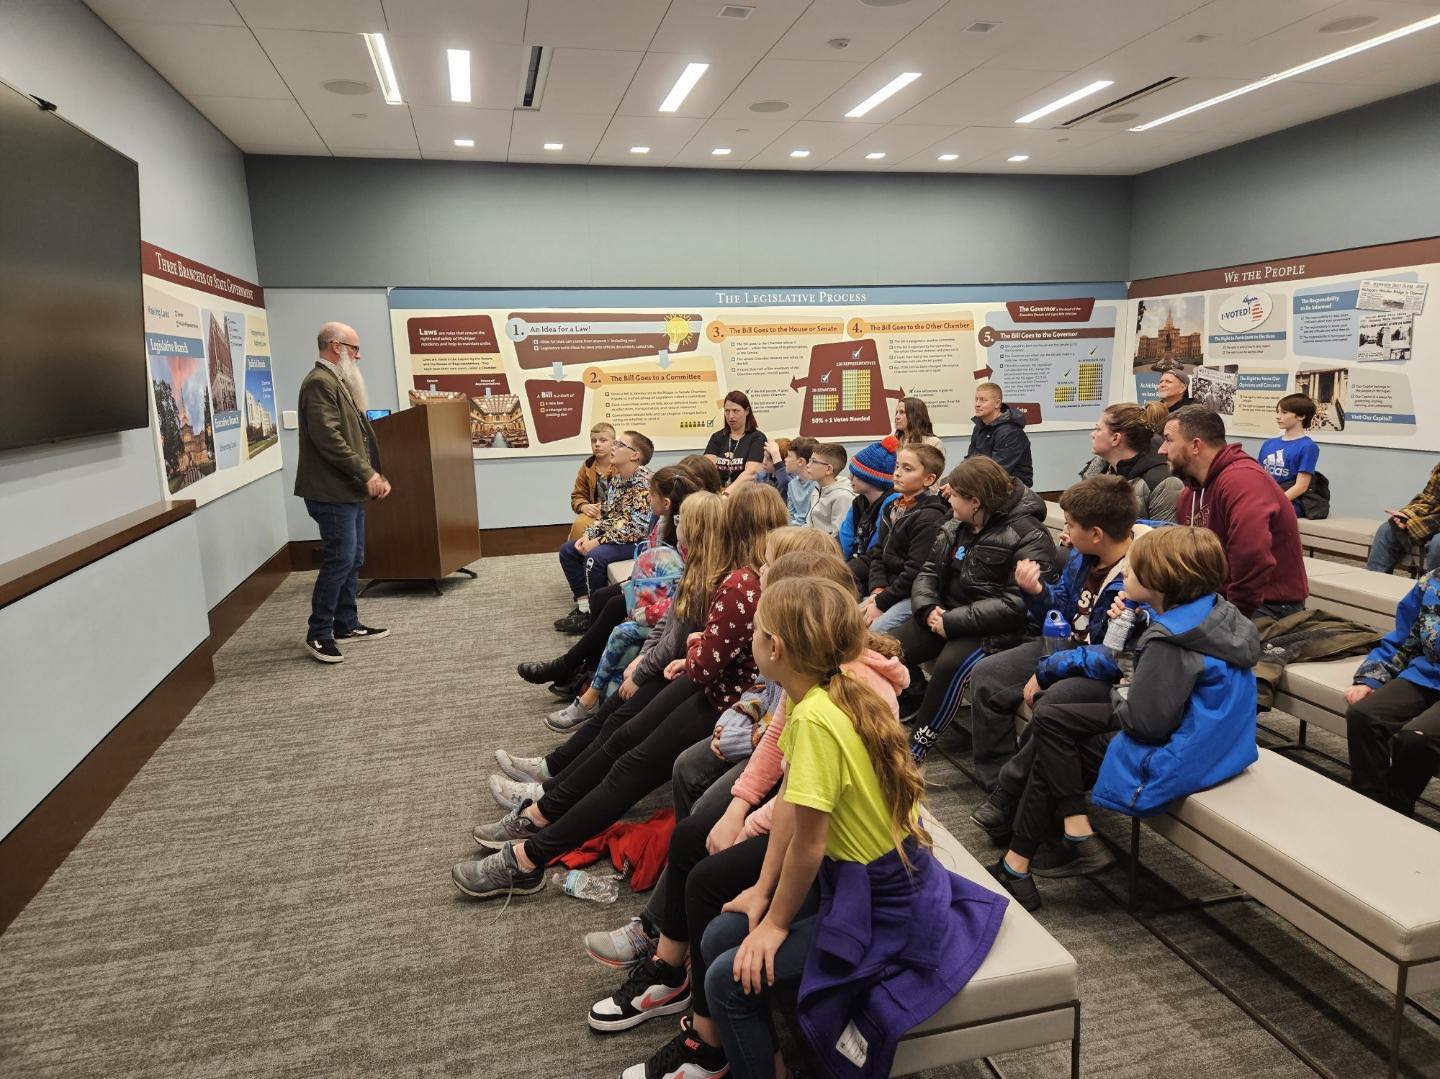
[718, 4, 755, 18]
[1060, 77, 1184, 127]
[518, 45, 551, 109]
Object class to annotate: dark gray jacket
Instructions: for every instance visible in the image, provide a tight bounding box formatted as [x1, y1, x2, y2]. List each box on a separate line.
[966, 407, 1033, 486]
[294, 362, 378, 503]
[632, 609, 700, 685]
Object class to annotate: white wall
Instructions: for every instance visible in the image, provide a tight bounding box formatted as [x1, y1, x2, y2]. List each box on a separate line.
[0, 0, 283, 840]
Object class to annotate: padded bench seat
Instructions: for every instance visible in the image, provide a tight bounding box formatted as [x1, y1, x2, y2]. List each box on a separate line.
[606, 559, 636, 585]
[1142, 749, 1440, 1073]
[892, 816, 1080, 1076]
[1272, 656, 1361, 740]
[1296, 515, 1382, 563]
[1305, 568, 1411, 631]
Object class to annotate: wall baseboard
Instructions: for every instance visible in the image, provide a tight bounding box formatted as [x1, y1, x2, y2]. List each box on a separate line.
[287, 523, 568, 570]
[0, 544, 290, 935]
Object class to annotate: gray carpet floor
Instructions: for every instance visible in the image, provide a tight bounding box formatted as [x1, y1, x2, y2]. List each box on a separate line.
[2, 552, 1439, 1078]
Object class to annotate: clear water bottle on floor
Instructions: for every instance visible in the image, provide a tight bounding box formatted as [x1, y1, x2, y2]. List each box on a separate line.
[554, 869, 620, 903]
[1042, 609, 1071, 653]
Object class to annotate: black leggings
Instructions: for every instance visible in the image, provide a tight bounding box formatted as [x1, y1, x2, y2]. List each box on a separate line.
[1011, 685, 1117, 859]
[678, 833, 770, 1019]
[542, 677, 665, 781]
[526, 676, 721, 864]
[554, 589, 628, 674]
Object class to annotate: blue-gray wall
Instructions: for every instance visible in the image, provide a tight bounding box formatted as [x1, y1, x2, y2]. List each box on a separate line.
[0, 0, 281, 838]
[1130, 81, 1440, 518]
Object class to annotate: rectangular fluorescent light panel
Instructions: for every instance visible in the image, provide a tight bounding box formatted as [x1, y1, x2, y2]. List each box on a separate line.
[1007, 154, 1029, 162]
[937, 153, 959, 161]
[711, 147, 732, 156]
[447, 48, 471, 103]
[1015, 79, 1114, 124]
[845, 71, 921, 118]
[453, 138, 474, 148]
[789, 149, 810, 158]
[361, 32, 402, 105]
[543, 142, 564, 151]
[659, 62, 709, 112]
[1133, 12, 1440, 131]
[630, 146, 650, 154]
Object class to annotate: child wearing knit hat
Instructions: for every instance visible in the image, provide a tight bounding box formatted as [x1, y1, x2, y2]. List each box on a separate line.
[838, 435, 901, 560]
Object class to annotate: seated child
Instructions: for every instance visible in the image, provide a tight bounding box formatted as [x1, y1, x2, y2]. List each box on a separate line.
[783, 436, 819, 526]
[805, 443, 855, 537]
[1345, 569, 1440, 816]
[555, 430, 654, 633]
[837, 436, 899, 559]
[756, 437, 791, 500]
[854, 442, 947, 634]
[967, 473, 1141, 792]
[1258, 393, 1320, 517]
[892, 456, 1059, 762]
[988, 525, 1260, 911]
[568, 422, 615, 542]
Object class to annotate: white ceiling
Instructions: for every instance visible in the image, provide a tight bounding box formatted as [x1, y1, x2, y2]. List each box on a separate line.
[84, 0, 1440, 174]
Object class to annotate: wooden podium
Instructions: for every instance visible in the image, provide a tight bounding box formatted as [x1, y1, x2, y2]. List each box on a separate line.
[360, 400, 480, 592]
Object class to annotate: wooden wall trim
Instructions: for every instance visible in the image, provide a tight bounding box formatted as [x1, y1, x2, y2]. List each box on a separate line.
[0, 541, 288, 935]
[0, 500, 196, 611]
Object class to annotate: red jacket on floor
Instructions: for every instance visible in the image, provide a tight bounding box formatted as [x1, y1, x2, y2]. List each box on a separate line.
[550, 807, 675, 891]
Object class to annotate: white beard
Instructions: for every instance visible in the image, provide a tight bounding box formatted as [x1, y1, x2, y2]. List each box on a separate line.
[337, 355, 369, 412]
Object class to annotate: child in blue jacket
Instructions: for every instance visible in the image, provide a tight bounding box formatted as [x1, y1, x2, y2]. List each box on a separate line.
[1344, 570, 1440, 816]
[988, 525, 1260, 912]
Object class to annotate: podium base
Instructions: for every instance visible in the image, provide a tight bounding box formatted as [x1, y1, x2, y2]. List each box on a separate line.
[360, 566, 477, 598]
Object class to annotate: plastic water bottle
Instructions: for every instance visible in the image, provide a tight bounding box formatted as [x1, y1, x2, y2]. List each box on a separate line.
[1042, 609, 1071, 653]
[1103, 601, 1139, 678]
[554, 869, 620, 903]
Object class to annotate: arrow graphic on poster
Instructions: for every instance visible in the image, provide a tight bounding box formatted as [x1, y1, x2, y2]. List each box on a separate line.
[974, 365, 994, 380]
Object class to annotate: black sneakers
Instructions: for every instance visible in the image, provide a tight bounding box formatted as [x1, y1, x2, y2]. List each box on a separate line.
[1031, 835, 1116, 879]
[554, 607, 590, 635]
[620, 1024, 729, 1079]
[970, 792, 1017, 847]
[987, 857, 1042, 912]
[588, 955, 691, 1032]
[517, 656, 572, 684]
[336, 624, 389, 641]
[304, 639, 343, 664]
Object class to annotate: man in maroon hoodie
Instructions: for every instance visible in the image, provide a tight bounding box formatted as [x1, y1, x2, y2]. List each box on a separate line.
[1163, 404, 1308, 619]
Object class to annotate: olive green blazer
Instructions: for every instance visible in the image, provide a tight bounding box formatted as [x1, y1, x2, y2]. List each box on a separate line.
[293, 362, 378, 503]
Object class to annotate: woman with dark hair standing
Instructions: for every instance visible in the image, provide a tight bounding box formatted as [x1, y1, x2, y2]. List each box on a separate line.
[893, 395, 943, 450]
[705, 390, 766, 489]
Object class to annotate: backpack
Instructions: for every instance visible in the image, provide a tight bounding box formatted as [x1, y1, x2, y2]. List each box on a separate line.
[1297, 470, 1330, 520]
[622, 544, 685, 616]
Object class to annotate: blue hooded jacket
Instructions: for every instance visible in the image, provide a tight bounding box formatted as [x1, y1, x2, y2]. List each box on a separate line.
[1354, 570, 1440, 692]
[1091, 593, 1260, 817]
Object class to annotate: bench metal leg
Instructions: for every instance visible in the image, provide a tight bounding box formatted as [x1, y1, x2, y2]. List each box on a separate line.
[1071, 1001, 1082, 1079]
[1297, 719, 1308, 749]
[1128, 818, 1141, 913]
[1390, 964, 1408, 1079]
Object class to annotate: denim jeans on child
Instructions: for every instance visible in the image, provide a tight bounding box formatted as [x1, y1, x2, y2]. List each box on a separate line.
[869, 598, 913, 634]
[559, 539, 636, 599]
[305, 499, 365, 642]
[1367, 518, 1440, 575]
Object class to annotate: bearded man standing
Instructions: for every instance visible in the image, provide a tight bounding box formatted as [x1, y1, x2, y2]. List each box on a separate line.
[295, 321, 392, 663]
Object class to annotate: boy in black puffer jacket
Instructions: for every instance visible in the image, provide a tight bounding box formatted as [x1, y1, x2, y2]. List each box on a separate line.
[893, 456, 1060, 762]
[853, 443, 949, 634]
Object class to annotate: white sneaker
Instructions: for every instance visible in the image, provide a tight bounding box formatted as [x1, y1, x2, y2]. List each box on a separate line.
[546, 697, 596, 734]
[489, 774, 544, 812]
[495, 749, 550, 783]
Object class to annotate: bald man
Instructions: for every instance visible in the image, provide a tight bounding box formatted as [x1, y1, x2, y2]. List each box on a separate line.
[295, 322, 392, 663]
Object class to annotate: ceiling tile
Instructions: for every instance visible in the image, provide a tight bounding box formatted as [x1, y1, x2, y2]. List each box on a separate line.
[615, 53, 751, 119]
[670, 116, 797, 166]
[895, 65, 1072, 126]
[770, 0, 950, 63]
[105, 20, 292, 98]
[231, 0, 387, 33]
[190, 94, 326, 151]
[508, 110, 611, 158]
[410, 104, 511, 158]
[524, 0, 671, 50]
[85, 0, 243, 25]
[649, 0, 812, 63]
[816, 123, 960, 170]
[538, 48, 645, 116]
[745, 119, 878, 169]
[386, 34, 526, 109]
[804, 64, 939, 124]
[713, 57, 867, 120]
[590, 115, 705, 166]
[377, 0, 526, 43]
[254, 27, 397, 115]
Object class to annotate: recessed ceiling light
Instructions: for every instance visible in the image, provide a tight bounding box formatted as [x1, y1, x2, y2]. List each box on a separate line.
[360, 33, 402, 105]
[937, 153, 959, 161]
[865, 151, 887, 160]
[447, 48, 471, 103]
[965, 20, 1000, 33]
[712, 147, 732, 156]
[1134, 12, 1440, 130]
[543, 142, 564, 150]
[717, 4, 754, 18]
[789, 149, 811, 158]
[1007, 154, 1029, 162]
[453, 138, 474, 148]
[1015, 79, 1114, 124]
[659, 62, 709, 113]
[630, 145, 651, 154]
[1319, 15, 1379, 34]
[845, 72, 921, 118]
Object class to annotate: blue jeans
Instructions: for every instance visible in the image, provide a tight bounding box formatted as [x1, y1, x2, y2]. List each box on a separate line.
[305, 499, 365, 641]
[1366, 519, 1440, 574]
[702, 907, 819, 1079]
[559, 539, 636, 600]
[870, 598, 913, 634]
